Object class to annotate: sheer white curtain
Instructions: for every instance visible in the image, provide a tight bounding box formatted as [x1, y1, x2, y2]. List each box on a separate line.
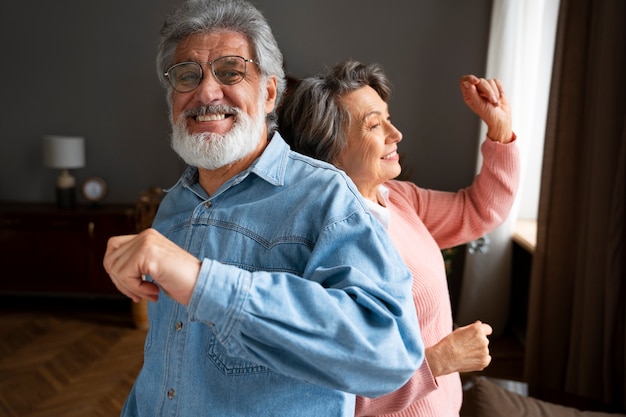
[455, 0, 560, 337]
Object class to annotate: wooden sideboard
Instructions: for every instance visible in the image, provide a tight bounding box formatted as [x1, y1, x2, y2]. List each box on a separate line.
[0, 203, 135, 296]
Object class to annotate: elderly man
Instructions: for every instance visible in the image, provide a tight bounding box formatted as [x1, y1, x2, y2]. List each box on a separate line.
[103, 0, 423, 415]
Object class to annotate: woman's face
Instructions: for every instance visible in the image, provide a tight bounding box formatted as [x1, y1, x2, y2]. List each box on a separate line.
[334, 85, 403, 200]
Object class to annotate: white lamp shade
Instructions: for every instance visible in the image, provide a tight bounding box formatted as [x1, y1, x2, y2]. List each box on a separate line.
[43, 135, 85, 169]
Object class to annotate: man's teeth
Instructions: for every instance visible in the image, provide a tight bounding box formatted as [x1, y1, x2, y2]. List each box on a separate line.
[196, 113, 226, 122]
[382, 151, 397, 160]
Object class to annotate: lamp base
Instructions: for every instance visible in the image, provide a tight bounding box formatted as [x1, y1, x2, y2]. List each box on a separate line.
[56, 186, 76, 209]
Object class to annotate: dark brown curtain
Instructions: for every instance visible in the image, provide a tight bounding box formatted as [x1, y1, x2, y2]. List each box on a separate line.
[524, 0, 626, 412]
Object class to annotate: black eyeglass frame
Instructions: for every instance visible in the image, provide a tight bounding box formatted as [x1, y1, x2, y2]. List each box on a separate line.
[164, 55, 257, 93]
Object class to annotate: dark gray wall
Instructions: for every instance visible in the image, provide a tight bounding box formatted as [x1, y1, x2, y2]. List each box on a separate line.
[0, 1, 492, 204]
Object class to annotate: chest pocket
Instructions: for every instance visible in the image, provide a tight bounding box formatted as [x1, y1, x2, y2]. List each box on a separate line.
[206, 333, 273, 375]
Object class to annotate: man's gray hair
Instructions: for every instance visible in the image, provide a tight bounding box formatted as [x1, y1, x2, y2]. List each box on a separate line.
[157, 0, 286, 134]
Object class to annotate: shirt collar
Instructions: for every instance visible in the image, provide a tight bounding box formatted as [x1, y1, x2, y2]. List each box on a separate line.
[249, 131, 289, 186]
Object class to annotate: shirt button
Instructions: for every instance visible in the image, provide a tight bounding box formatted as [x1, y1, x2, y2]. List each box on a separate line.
[175, 321, 183, 331]
[204, 201, 212, 208]
[168, 388, 175, 399]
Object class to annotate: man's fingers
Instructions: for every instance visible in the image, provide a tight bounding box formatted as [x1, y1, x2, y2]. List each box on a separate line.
[107, 234, 139, 251]
[104, 232, 158, 302]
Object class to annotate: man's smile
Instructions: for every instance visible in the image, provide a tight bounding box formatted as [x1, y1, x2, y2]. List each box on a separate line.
[196, 113, 229, 122]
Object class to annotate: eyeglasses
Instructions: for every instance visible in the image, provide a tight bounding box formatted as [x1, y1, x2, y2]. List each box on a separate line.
[164, 55, 256, 92]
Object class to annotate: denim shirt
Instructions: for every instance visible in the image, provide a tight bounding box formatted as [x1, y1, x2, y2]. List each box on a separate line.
[122, 133, 423, 417]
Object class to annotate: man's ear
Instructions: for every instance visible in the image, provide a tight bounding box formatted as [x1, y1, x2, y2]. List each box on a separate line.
[264, 76, 278, 113]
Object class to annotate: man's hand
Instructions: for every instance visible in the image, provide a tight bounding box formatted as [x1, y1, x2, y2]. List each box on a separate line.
[103, 228, 202, 305]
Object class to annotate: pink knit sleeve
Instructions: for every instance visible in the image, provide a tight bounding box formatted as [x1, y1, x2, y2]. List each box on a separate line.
[397, 138, 520, 249]
[355, 359, 437, 416]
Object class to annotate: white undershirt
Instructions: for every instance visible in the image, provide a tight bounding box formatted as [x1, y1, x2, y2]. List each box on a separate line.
[363, 184, 390, 229]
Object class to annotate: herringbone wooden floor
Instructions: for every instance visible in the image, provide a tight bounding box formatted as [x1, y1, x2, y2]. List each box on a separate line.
[0, 296, 146, 417]
[0, 296, 525, 417]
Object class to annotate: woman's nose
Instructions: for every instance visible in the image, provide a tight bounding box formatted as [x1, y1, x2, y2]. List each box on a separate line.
[387, 123, 403, 143]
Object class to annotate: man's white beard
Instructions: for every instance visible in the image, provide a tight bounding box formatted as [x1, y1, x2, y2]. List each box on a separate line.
[170, 99, 266, 170]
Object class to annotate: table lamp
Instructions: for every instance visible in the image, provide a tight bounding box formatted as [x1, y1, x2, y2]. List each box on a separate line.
[43, 135, 85, 209]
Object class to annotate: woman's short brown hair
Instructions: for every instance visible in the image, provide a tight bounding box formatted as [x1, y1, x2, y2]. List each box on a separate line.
[278, 60, 392, 164]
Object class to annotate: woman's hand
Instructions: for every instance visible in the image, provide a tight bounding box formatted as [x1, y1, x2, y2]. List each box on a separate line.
[460, 75, 513, 144]
[425, 320, 493, 377]
[103, 228, 202, 305]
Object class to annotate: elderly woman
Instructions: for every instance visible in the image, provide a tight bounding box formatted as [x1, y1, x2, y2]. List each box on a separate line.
[278, 60, 520, 417]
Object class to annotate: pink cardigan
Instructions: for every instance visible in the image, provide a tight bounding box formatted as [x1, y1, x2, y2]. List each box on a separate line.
[355, 138, 520, 417]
